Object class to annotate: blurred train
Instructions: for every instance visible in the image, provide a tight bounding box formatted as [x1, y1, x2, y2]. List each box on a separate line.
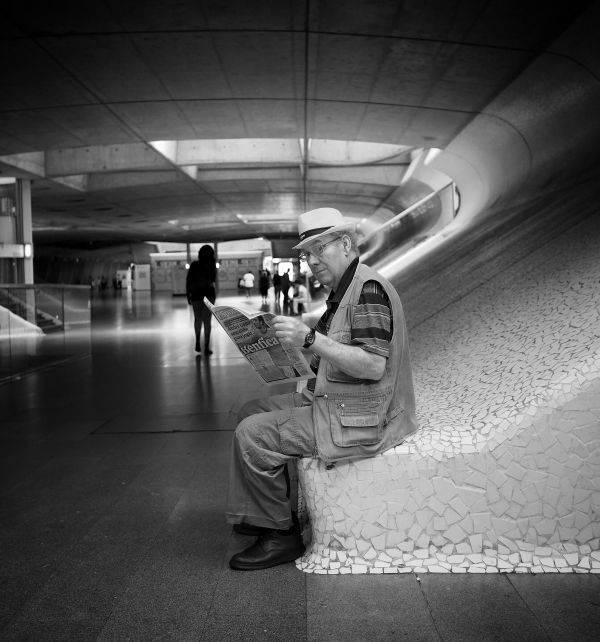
[358, 180, 456, 269]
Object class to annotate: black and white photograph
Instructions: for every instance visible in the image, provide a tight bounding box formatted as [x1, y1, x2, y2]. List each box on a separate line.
[1, 1, 599, 639]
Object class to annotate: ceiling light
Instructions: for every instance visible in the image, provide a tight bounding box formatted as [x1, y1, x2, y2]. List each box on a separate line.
[424, 148, 442, 166]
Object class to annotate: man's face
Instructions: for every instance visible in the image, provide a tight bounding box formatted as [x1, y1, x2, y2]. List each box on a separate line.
[305, 234, 349, 290]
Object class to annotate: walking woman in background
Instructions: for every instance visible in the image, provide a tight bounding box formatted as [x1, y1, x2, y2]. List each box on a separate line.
[258, 269, 271, 305]
[186, 245, 217, 355]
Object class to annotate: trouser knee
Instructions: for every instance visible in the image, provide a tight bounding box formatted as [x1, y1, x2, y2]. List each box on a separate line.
[234, 416, 269, 463]
[237, 398, 265, 423]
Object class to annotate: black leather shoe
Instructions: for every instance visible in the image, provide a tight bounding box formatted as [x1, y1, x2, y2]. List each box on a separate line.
[233, 523, 268, 536]
[229, 529, 305, 570]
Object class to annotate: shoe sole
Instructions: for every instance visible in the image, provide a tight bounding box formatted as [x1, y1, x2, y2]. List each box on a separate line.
[229, 547, 305, 571]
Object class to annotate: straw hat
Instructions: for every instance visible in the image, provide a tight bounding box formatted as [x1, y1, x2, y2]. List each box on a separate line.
[293, 208, 356, 250]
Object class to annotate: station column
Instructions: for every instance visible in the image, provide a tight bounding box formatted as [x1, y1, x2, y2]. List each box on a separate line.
[0, 177, 33, 284]
[15, 178, 34, 284]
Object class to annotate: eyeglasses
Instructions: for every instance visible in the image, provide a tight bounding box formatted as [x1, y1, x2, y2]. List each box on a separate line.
[298, 237, 341, 261]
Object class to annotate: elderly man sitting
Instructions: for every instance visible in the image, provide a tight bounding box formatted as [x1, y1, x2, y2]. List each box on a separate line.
[226, 207, 418, 570]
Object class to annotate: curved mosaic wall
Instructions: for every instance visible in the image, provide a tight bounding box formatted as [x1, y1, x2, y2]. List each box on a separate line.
[296, 214, 600, 574]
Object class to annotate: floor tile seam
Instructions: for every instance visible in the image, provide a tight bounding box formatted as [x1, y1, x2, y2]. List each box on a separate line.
[93, 410, 232, 417]
[91, 409, 236, 435]
[195, 538, 238, 641]
[410, 574, 444, 641]
[0, 569, 59, 637]
[0, 352, 92, 388]
[0, 454, 132, 509]
[134, 460, 231, 642]
[506, 575, 554, 641]
[92, 430, 175, 466]
[93, 481, 200, 641]
[60, 453, 174, 544]
[90, 414, 121, 435]
[93, 537, 174, 640]
[92, 428, 236, 435]
[0, 499, 135, 641]
[302, 572, 309, 642]
[0, 471, 57, 502]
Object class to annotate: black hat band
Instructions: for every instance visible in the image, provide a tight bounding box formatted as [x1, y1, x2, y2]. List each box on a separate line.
[298, 225, 333, 242]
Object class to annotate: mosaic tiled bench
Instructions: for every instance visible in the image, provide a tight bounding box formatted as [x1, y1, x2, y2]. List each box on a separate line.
[295, 216, 600, 574]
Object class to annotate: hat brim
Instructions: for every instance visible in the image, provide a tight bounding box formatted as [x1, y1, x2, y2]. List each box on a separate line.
[293, 223, 356, 251]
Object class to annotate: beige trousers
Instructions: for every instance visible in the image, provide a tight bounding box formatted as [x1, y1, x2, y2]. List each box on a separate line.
[225, 388, 315, 530]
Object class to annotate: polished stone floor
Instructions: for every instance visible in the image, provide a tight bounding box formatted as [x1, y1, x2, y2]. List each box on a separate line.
[1, 291, 599, 640]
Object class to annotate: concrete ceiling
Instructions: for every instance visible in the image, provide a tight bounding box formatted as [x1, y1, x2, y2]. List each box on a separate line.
[0, 0, 595, 246]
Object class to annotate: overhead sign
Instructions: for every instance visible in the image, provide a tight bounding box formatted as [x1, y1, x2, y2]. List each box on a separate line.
[270, 238, 297, 259]
[0, 243, 29, 258]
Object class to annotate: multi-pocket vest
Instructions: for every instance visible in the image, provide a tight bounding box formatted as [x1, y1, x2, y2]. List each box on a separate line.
[311, 263, 418, 463]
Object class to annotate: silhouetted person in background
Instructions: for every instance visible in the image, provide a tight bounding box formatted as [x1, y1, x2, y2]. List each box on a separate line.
[281, 269, 290, 312]
[186, 245, 217, 355]
[273, 272, 282, 310]
[258, 269, 270, 304]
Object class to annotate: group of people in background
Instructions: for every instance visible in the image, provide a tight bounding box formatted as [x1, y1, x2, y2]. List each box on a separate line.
[89, 275, 123, 294]
[238, 268, 275, 304]
[186, 247, 312, 355]
[240, 268, 307, 314]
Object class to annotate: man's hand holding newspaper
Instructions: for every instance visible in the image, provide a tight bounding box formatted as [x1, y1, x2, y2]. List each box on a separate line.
[204, 298, 312, 384]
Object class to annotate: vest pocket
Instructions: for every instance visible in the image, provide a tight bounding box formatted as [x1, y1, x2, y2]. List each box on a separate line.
[328, 394, 385, 447]
[326, 364, 365, 383]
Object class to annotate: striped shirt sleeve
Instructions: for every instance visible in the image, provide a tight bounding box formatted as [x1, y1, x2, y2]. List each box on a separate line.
[351, 280, 392, 357]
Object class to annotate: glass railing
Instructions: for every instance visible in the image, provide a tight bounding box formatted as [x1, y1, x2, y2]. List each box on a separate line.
[0, 284, 91, 382]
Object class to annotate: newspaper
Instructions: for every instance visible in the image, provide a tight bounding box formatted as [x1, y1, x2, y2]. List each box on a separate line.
[204, 298, 312, 384]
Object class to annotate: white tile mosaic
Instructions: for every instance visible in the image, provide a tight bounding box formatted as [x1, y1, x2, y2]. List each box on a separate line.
[296, 216, 600, 574]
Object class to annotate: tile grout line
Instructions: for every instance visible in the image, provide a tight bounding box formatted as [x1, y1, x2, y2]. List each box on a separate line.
[506, 575, 553, 641]
[413, 574, 445, 642]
